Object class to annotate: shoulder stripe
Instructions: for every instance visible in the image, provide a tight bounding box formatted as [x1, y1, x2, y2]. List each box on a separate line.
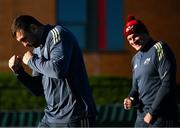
[154, 42, 164, 61]
[54, 27, 61, 42]
[50, 27, 61, 44]
[51, 29, 56, 44]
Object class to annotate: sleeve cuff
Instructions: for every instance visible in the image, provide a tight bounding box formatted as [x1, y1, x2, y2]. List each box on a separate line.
[148, 107, 157, 116]
[14, 67, 25, 77]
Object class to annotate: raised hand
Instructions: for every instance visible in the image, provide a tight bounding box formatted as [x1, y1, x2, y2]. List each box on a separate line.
[8, 55, 22, 72]
[23, 51, 33, 65]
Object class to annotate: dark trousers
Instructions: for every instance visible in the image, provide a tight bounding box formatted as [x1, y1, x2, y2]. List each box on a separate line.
[38, 117, 96, 128]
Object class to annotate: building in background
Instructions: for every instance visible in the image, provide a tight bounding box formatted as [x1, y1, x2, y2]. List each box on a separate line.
[0, 0, 180, 84]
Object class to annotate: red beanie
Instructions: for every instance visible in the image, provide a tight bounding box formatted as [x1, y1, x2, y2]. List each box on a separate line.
[123, 16, 149, 38]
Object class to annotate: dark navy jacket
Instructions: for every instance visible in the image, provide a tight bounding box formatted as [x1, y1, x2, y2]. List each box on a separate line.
[16, 25, 97, 124]
[129, 41, 177, 119]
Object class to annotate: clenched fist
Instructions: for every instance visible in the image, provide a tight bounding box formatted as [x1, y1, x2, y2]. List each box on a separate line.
[8, 55, 22, 72]
[144, 112, 153, 124]
[123, 97, 134, 110]
[23, 51, 33, 65]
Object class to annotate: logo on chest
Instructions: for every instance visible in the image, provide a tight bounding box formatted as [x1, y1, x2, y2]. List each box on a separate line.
[134, 57, 151, 70]
[144, 57, 151, 65]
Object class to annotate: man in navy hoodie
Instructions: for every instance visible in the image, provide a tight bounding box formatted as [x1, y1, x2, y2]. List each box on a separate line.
[8, 15, 97, 127]
[123, 16, 178, 127]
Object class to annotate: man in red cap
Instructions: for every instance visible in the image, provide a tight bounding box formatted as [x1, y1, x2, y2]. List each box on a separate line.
[123, 16, 178, 127]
